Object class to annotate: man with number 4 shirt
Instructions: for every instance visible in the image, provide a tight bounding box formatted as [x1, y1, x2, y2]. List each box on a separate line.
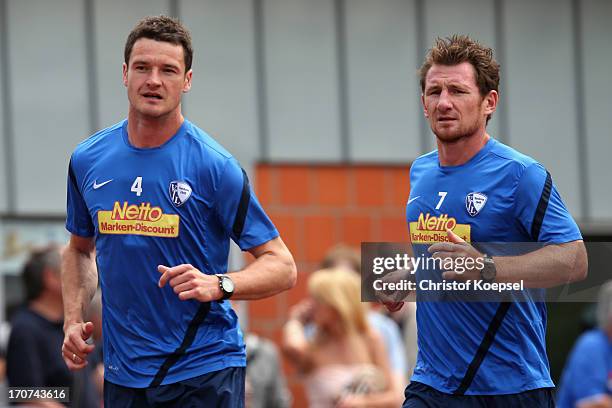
[61, 16, 296, 408]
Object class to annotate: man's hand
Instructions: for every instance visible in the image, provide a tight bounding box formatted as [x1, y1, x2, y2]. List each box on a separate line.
[62, 321, 95, 371]
[158, 264, 223, 302]
[428, 229, 484, 280]
[377, 267, 416, 312]
[382, 301, 405, 312]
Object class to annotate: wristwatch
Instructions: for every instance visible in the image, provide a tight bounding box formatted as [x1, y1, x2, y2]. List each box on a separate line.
[215, 274, 235, 300]
[480, 255, 497, 283]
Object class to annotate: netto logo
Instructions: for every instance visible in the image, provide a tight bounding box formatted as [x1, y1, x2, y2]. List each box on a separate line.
[111, 201, 163, 222]
[416, 213, 457, 231]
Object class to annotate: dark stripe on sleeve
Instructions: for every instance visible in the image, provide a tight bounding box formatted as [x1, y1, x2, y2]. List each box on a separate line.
[232, 168, 251, 240]
[68, 158, 84, 199]
[530, 171, 552, 241]
[453, 302, 511, 395]
[149, 302, 211, 387]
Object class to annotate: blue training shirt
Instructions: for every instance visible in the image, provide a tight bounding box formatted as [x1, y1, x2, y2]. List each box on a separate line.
[66, 119, 279, 387]
[557, 329, 612, 408]
[406, 137, 582, 395]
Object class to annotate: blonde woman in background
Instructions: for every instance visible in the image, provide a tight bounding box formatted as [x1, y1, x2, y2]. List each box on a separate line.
[282, 268, 404, 407]
[321, 244, 417, 381]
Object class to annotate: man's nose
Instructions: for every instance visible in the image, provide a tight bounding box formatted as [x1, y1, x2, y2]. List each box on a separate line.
[146, 69, 162, 87]
[437, 89, 452, 111]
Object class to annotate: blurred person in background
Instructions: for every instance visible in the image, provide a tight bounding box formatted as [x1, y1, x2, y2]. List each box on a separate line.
[282, 268, 404, 407]
[6, 245, 98, 407]
[557, 281, 612, 408]
[395, 302, 418, 380]
[244, 332, 291, 408]
[0, 322, 9, 404]
[321, 244, 416, 381]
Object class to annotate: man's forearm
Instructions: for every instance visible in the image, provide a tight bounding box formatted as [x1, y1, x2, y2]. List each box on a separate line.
[228, 248, 296, 300]
[494, 240, 587, 288]
[61, 246, 97, 327]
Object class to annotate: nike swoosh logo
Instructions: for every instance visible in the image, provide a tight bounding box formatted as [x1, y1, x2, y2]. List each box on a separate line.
[407, 196, 420, 205]
[93, 179, 113, 189]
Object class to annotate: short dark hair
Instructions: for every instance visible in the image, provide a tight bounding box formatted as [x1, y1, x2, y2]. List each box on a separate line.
[419, 35, 500, 123]
[124, 15, 193, 72]
[22, 245, 61, 302]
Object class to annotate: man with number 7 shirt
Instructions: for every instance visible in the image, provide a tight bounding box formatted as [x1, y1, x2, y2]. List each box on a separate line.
[390, 35, 588, 408]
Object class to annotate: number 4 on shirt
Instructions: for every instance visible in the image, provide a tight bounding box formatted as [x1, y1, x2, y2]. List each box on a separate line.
[131, 177, 143, 197]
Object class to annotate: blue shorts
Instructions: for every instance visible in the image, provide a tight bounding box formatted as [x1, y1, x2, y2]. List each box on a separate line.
[104, 367, 245, 408]
[402, 381, 554, 408]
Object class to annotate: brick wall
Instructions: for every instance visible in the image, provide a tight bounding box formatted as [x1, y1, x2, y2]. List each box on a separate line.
[248, 163, 411, 407]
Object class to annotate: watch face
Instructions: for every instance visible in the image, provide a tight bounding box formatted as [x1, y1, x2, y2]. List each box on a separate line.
[222, 277, 234, 293]
[482, 259, 496, 280]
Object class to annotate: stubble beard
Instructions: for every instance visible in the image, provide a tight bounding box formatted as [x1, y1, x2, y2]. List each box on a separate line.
[433, 117, 482, 145]
[131, 96, 180, 121]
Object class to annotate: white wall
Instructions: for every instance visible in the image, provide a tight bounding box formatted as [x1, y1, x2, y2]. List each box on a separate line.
[345, 0, 421, 162]
[181, 0, 259, 167]
[0, 0, 610, 224]
[264, 0, 342, 161]
[0, 5, 6, 213]
[503, 0, 580, 215]
[582, 0, 612, 220]
[8, 0, 90, 213]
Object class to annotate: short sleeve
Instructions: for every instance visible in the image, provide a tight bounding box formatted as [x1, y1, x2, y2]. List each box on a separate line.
[214, 159, 279, 250]
[513, 163, 582, 243]
[66, 156, 95, 237]
[557, 333, 609, 406]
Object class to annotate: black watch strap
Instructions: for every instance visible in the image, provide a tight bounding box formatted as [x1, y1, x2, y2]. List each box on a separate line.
[216, 274, 234, 300]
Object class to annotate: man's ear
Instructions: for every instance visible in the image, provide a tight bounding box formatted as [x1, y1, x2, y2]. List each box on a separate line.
[122, 63, 128, 87]
[421, 93, 429, 118]
[483, 90, 498, 116]
[42, 266, 61, 290]
[183, 69, 193, 93]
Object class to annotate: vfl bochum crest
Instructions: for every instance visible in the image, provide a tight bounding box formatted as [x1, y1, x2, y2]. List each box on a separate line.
[466, 192, 487, 217]
[169, 181, 192, 207]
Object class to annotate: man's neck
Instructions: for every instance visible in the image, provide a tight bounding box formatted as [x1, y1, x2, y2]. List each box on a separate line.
[437, 130, 490, 167]
[127, 108, 184, 148]
[30, 294, 63, 322]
